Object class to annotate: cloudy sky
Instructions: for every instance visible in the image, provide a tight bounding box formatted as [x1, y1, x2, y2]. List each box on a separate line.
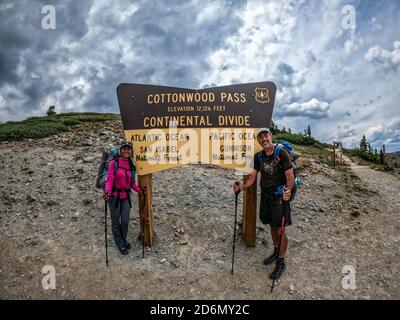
[1, 0, 399, 151]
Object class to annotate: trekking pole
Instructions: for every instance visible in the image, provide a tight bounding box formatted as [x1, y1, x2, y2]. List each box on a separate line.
[231, 182, 240, 275]
[140, 187, 147, 258]
[270, 208, 285, 292]
[104, 200, 109, 267]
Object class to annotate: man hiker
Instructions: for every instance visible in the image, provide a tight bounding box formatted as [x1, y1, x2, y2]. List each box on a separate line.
[103, 141, 142, 255]
[233, 128, 294, 280]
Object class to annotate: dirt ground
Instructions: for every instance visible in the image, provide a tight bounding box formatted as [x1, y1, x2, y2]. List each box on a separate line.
[1, 123, 399, 299]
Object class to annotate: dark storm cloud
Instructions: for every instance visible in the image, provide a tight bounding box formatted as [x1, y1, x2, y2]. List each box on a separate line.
[81, 0, 246, 112]
[0, 0, 246, 121]
[0, 0, 93, 120]
[2, 0, 399, 153]
[269, 61, 329, 120]
[273, 62, 295, 88]
[0, 3, 34, 86]
[124, 1, 244, 78]
[271, 61, 308, 109]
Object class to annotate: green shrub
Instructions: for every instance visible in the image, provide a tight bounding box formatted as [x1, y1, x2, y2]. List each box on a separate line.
[62, 119, 81, 126]
[0, 112, 120, 142]
[274, 132, 318, 146]
[0, 121, 69, 141]
[46, 105, 56, 116]
[343, 147, 380, 164]
[53, 112, 119, 123]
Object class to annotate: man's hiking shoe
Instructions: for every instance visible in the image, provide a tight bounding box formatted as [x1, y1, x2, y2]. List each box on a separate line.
[269, 258, 286, 280]
[124, 242, 132, 250]
[119, 247, 129, 255]
[263, 252, 278, 265]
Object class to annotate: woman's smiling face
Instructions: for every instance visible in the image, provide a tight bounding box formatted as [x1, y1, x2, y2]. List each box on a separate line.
[121, 146, 132, 158]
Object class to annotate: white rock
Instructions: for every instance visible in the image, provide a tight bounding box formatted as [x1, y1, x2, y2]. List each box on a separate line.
[82, 156, 95, 163]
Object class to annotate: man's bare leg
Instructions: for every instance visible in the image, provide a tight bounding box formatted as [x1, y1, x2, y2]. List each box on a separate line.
[269, 226, 288, 280]
[271, 226, 288, 258]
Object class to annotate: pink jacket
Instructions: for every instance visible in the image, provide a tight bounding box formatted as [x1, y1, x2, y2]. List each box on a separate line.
[105, 157, 140, 199]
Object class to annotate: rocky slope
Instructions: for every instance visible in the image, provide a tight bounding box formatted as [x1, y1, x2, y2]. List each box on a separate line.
[0, 120, 399, 299]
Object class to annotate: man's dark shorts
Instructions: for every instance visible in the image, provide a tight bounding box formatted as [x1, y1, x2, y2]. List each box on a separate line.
[260, 189, 292, 227]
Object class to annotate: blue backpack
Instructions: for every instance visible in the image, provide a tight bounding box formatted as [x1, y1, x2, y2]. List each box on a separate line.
[95, 147, 136, 190]
[273, 141, 299, 175]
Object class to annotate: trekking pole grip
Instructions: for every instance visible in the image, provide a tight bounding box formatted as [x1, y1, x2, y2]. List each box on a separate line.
[234, 181, 241, 196]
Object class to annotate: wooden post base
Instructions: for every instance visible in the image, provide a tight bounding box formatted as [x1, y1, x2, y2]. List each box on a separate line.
[138, 174, 154, 247]
[242, 175, 257, 247]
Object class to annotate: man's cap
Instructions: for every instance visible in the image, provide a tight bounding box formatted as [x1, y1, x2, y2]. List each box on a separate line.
[257, 127, 272, 137]
[120, 140, 133, 150]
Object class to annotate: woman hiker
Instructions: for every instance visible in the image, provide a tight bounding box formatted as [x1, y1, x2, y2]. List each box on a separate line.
[103, 141, 142, 255]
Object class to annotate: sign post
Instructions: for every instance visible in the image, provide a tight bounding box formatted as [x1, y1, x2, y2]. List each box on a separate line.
[116, 82, 276, 247]
[242, 175, 257, 246]
[138, 174, 154, 246]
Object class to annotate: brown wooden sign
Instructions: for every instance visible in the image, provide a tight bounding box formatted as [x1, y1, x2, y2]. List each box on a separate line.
[116, 82, 276, 175]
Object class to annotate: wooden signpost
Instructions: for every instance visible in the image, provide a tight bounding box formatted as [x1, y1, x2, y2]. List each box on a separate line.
[116, 82, 277, 247]
[333, 141, 343, 167]
[138, 174, 154, 246]
[242, 175, 257, 246]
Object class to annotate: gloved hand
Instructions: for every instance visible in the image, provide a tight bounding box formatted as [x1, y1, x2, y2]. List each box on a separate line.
[233, 181, 243, 193]
[103, 192, 111, 201]
[139, 186, 147, 197]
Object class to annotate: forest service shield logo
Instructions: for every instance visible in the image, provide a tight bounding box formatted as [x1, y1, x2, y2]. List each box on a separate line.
[255, 87, 269, 103]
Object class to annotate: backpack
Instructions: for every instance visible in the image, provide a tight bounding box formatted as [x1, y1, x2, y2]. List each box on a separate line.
[95, 147, 136, 191]
[258, 141, 302, 200]
[273, 141, 299, 176]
